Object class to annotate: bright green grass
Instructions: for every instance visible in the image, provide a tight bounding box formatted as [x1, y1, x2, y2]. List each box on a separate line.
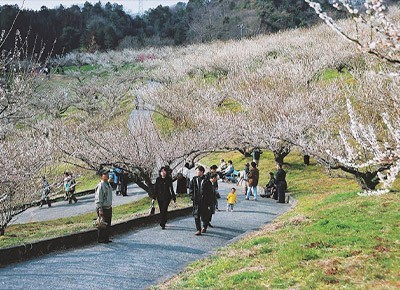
[0, 195, 191, 249]
[159, 151, 400, 289]
[217, 99, 242, 113]
[153, 112, 176, 136]
[319, 68, 354, 83]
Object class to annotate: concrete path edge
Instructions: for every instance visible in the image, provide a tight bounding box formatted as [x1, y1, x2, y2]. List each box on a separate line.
[0, 206, 192, 267]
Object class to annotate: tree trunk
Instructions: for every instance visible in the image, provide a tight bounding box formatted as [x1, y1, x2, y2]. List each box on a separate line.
[273, 148, 290, 164]
[304, 155, 310, 166]
[337, 165, 380, 190]
[0, 227, 4, 236]
[355, 171, 380, 191]
[237, 148, 251, 157]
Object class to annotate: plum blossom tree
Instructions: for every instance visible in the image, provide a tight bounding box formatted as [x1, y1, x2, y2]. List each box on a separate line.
[0, 27, 55, 234]
[0, 129, 53, 234]
[304, 0, 400, 193]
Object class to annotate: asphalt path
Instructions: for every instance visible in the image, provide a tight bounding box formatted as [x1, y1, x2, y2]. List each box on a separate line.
[0, 181, 291, 290]
[10, 183, 148, 225]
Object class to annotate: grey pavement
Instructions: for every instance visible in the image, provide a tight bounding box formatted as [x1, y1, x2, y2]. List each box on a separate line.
[10, 184, 147, 225]
[0, 181, 291, 290]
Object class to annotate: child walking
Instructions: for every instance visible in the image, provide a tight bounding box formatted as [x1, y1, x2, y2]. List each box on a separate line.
[226, 188, 237, 212]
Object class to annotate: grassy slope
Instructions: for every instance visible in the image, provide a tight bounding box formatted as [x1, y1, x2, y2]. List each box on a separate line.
[160, 151, 400, 289]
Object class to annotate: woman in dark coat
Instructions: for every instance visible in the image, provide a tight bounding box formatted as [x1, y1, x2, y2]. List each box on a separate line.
[154, 167, 176, 229]
[275, 163, 287, 203]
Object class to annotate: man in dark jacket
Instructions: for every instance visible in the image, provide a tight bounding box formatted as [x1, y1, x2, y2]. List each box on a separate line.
[275, 163, 287, 203]
[154, 167, 176, 229]
[189, 165, 214, 236]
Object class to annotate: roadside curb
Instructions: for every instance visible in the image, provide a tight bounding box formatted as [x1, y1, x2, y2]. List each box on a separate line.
[0, 206, 192, 267]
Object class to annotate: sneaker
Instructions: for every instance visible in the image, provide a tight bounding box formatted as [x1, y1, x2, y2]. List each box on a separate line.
[195, 231, 201, 236]
[201, 228, 207, 233]
[245, 198, 249, 200]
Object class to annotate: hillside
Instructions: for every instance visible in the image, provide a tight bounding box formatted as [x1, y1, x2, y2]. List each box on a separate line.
[0, 0, 337, 54]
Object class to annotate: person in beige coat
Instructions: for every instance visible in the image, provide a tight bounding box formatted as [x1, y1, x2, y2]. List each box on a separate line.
[95, 170, 113, 243]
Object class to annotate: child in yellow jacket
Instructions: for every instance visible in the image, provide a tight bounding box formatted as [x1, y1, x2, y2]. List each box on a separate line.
[226, 188, 237, 212]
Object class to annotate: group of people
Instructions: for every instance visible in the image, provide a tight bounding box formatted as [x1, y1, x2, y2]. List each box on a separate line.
[39, 172, 78, 207]
[154, 164, 221, 236]
[108, 167, 128, 196]
[94, 156, 288, 243]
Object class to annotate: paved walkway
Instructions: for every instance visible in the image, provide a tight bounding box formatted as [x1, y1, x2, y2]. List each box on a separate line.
[0, 181, 291, 289]
[10, 184, 147, 225]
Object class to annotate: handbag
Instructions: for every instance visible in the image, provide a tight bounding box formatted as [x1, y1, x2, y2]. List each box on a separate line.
[94, 216, 107, 229]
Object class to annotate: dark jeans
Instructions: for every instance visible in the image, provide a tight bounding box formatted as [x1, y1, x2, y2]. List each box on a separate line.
[97, 207, 112, 242]
[158, 198, 171, 227]
[195, 207, 211, 231]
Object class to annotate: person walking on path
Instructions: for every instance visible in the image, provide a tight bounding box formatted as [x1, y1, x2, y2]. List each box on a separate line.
[237, 162, 250, 194]
[39, 176, 51, 207]
[119, 170, 128, 196]
[95, 170, 113, 243]
[208, 173, 219, 227]
[64, 172, 77, 204]
[226, 188, 237, 212]
[189, 165, 214, 236]
[245, 162, 259, 201]
[276, 163, 287, 203]
[154, 167, 176, 229]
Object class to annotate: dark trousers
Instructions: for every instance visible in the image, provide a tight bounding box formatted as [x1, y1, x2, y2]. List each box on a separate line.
[97, 207, 112, 242]
[68, 190, 77, 203]
[158, 199, 171, 227]
[277, 183, 286, 203]
[40, 198, 51, 207]
[195, 207, 210, 231]
[121, 182, 128, 196]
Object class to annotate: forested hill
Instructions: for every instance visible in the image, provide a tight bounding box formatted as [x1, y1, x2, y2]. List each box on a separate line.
[0, 0, 341, 55]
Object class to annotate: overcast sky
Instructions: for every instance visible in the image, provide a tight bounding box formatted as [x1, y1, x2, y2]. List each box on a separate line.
[0, 0, 188, 15]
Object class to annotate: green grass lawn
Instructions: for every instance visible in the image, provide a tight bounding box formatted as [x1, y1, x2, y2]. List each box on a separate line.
[158, 151, 400, 289]
[0, 195, 192, 249]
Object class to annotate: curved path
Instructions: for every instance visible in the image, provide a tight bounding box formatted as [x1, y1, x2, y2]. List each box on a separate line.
[0, 181, 291, 289]
[11, 86, 156, 226]
[10, 183, 147, 225]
